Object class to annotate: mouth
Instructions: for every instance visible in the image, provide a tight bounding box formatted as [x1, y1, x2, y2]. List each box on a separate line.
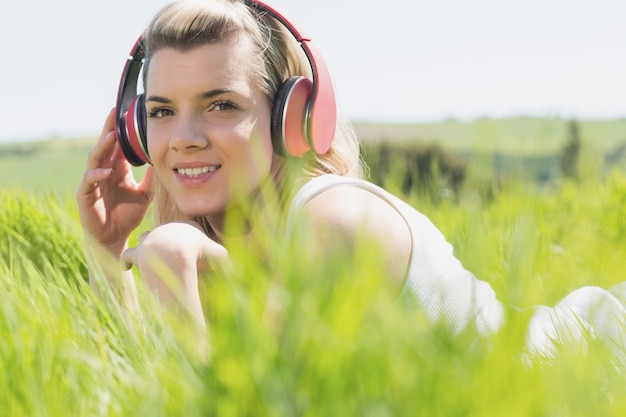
[175, 165, 221, 178]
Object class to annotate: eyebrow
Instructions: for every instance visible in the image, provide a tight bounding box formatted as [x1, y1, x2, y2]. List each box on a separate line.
[145, 88, 232, 104]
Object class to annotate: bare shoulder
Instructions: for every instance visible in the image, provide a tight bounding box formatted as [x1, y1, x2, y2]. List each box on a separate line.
[302, 183, 412, 288]
[304, 185, 389, 227]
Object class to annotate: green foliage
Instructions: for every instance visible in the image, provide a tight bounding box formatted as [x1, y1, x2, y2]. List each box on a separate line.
[0, 188, 87, 282]
[560, 120, 582, 180]
[3, 133, 626, 414]
[355, 117, 626, 155]
[362, 141, 467, 202]
[360, 117, 626, 198]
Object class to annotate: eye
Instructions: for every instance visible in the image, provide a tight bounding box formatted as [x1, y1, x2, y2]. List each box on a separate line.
[211, 100, 238, 112]
[146, 107, 174, 118]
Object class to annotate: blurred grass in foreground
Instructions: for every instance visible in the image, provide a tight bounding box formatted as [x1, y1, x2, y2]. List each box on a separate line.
[2, 164, 626, 414]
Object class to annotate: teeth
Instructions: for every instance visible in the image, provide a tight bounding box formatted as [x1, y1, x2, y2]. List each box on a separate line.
[177, 166, 217, 177]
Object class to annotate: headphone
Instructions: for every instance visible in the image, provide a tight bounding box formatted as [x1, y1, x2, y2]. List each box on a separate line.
[115, 0, 337, 166]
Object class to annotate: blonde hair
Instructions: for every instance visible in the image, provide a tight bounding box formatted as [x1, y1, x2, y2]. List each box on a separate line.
[143, 0, 365, 227]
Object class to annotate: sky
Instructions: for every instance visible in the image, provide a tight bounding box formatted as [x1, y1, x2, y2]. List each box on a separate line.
[1, 0, 625, 144]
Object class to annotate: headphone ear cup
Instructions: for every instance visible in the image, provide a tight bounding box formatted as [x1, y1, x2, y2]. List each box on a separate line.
[271, 76, 313, 157]
[123, 94, 151, 165]
[116, 102, 143, 167]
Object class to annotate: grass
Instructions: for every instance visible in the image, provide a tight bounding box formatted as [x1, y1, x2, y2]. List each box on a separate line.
[3, 175, 626, 415]
[0, 138, 92, 195]
[3, 121, 626, 414]
[0, 137, 149, 195]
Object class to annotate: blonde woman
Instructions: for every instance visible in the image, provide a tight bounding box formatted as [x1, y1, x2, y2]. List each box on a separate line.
[79, 1, 626, 360]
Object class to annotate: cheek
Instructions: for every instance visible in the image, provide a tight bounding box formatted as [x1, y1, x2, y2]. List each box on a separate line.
[235, 107, 274, 171]
[255, 102, 275, 164]
[146, 125, 168, 161]
[251, 120, 275, 172]
[234, 128, 274, 175]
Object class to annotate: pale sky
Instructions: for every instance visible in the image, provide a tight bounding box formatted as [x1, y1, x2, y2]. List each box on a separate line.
[1, 0, 625, 144]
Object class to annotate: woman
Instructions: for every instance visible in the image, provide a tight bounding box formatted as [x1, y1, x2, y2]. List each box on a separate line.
[77, 0, 625, 359]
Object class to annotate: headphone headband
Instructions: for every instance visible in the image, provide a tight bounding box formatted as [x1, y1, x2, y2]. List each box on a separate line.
[244, 1, 337, 154]
[115, 0, 337, 165]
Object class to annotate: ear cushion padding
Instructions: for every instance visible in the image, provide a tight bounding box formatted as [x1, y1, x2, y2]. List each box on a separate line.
[271, 76, 313, 157]
[125, 94, 150, 165]
[117, 100, 145, 167]
[135, 94, 149, 160]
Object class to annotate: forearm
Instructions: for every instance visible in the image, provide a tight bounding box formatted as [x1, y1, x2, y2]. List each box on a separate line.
[84, 236, 140, 316]
[132, 250, 206, 327]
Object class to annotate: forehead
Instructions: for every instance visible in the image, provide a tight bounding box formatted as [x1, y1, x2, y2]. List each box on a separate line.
[146, 40, 258, 89]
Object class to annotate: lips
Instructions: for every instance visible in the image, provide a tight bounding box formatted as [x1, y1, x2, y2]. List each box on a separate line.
[175, 166, 220, 178]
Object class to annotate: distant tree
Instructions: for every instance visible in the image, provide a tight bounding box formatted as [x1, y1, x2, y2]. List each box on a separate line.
[560, 119, 581, 181]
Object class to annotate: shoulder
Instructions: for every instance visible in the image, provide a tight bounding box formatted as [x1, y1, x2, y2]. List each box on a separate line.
[292, 175, 412, 287]
[291, 175, 393, 227]
[304, 181, 392, 229]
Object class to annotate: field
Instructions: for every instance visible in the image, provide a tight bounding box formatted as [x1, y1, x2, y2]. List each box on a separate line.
[2, 117, 626, 415]
[3, 117, 626, 192]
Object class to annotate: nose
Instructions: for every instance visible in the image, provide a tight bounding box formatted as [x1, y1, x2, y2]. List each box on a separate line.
[169, 114, 210, 153]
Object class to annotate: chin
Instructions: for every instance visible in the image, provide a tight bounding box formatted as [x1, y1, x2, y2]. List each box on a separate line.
[178, 206, 213, 219]
[173, 199, 217, 219]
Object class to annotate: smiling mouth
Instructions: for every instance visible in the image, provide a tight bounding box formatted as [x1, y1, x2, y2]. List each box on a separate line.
[176, 166, 221, 178]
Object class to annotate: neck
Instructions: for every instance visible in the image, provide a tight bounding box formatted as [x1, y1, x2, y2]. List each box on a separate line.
[202, 162, 288, 245]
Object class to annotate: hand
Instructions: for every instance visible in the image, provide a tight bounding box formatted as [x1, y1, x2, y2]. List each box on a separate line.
[77, 108, 154, 256]
[122, 221, 229, 273]
[121, 221, 229, 324]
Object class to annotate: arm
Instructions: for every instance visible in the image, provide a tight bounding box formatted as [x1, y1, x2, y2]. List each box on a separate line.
[76, 109, 154, 313]
[298, 184, 504, 336]
[121, 221, 229, 327]
[300, 186, 413, 293]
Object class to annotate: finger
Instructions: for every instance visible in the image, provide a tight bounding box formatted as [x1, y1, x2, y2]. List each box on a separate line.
[110, 137, 124, 162]
[86, 109, 118, 169]
[99, 108, 117, 139]
[110, 133, 132, 167]
[77, 168, 113, 198]
[87, 131, 117, 170]
[138, 166, 155, 199]
[121, 247, 136, 271]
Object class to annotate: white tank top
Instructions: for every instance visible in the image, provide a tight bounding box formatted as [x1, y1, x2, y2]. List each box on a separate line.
[285, 174, 505, 337]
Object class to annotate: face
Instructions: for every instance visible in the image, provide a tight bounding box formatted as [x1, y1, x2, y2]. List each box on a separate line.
[145, 41, 276, 226]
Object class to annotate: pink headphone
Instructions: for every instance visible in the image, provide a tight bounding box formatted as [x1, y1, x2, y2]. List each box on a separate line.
[115, 0, 337, 166]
